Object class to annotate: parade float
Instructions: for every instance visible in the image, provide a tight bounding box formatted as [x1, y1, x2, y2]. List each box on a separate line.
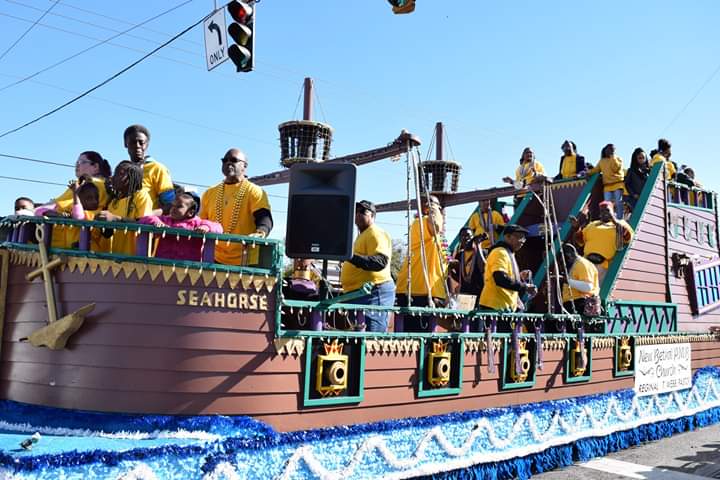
[0, 82, 718, 479]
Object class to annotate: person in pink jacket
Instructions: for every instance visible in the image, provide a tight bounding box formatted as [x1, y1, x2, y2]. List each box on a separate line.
[140, 192, 223, 261]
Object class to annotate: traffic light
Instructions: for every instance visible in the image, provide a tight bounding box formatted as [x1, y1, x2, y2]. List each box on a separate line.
[227, 0, 255, 72]
[387, 0, 415, 14]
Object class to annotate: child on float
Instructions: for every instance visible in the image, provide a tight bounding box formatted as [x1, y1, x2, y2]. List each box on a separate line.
[587, 143, 625, 216]
[35, 176, 102, 249]
[139, 192, 223, 261]
[95, 161, 153, 256]
[14, 197, 35, 215]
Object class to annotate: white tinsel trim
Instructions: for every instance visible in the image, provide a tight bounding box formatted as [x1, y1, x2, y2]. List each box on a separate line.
[116, 463, 159, 480]
[0, 421, 220, 442]
[275, 377, 720, 480]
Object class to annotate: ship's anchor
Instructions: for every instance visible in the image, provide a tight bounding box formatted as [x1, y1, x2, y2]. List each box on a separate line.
[20, 225, 95, 350]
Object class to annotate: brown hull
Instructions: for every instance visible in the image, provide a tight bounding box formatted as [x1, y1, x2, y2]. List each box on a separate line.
[1, 255, 719, 432]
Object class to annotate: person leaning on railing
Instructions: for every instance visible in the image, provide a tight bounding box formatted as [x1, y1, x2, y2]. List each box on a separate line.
[199, 148, 273, 266]
[624, 147, 650, 213]
[139, 192, 222, 262]
[340, 200, 395, 333]
[555, 140, 589, 180]
[477, 224, 537, 321]
[560, 243, 600, 316]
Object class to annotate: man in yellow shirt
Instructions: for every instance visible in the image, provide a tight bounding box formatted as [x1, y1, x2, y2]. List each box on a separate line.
[572, 201, 633, 285]
[124, 125, 175, 212]
[395, 195, 447, 331]
[199, 148, 273, 265]
[650, 138, 677, 180]
[478, 224, 537, 313]
[340, 200, 394, 332]
[560, 243, 599, 314]
[467, 199, 505, 249]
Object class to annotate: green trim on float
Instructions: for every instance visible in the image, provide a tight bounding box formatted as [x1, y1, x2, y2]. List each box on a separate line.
[613, 336, 636, 378]
[416, 337, 465, 398]
[531, 173, 600, 288]
[600, 162, 664, 301]
[302, 336, 366, 407]
[500, 337, 537, 390]
[564, 337, 593, 384]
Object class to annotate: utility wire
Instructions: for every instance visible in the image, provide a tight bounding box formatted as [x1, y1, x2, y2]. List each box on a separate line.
[0, 7, 207, 140]
[0, 0, 59, 62]
[661, 61, 720, 135]
[0, 0, 194, 94]
[0, 174, 65, 187]
[4, 0, 199, 57]
[0, 73, 276, 146]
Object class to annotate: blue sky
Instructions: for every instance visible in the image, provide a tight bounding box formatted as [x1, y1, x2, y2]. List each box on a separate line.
[0, 0, 718, 243]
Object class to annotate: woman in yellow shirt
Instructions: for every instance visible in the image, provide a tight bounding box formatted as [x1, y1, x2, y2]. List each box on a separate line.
[650, 138, 676, 180]
[555, 140, 588, 180]
[587, 143, 625, 217]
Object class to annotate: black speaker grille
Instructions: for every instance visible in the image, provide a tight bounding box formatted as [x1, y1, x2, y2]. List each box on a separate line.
[287, 194, 351, 257]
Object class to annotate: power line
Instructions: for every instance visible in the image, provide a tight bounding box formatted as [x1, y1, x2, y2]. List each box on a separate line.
[0, 0, 195, 94]
[0, 174, 65, 187]
[0, 7, 207, 140]
[4, 0, 199, 57]
[0, 153, 74, 167]
[0, 72, 277, 146]
[0, 0, 59, 62]
[661, 61, 720, 135]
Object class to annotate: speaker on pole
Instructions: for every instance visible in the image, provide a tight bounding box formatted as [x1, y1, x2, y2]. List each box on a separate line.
[285, 163, 356, 260]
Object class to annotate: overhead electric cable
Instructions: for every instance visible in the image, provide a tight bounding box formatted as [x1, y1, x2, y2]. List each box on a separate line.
[0, 0, 194, 94]
[0, 0, 59, 62]
[4, 0, 199, 57]
[0, 7, 207, 140]
[0, 174, 65, 187]
[661, 61, 720, 135]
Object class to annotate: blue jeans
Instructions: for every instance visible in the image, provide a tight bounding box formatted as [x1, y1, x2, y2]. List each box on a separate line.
[354, 280, 395, 332]
[604, 189, 623, 217]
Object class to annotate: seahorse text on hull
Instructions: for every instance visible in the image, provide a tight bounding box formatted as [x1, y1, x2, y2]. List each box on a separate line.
[176, 289, 269, 311]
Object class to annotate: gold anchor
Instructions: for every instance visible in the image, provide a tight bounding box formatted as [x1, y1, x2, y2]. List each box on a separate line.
[20, 225, 95, 350]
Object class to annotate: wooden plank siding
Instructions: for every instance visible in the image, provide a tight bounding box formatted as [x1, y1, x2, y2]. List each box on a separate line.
[610, 174, 668, 304]
[667, 203, 720, 331]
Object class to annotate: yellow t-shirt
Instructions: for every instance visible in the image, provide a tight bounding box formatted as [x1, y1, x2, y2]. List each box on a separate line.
[142, 159, 174, 209]
[561, 256, 599, 303]
[340, 224, 392, 292]
[650, 153, 677, 179]
[560, 155, 577, 179]
[199, 180, 271, 265]
[588, 156, 624, 192]
[468, 210, 505, 249]
[515, 160, 545, 185]
[395, 213, 447, 299]
[479, 245, 518, 311]
[53, 177, 110, 212]
[97, 190, 153, 256]
[579, 220, 634, 269]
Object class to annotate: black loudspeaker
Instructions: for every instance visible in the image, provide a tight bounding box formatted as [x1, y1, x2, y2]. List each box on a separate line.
[286, 163, 356, 260]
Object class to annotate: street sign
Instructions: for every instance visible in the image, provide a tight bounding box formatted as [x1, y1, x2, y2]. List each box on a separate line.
[203, 9, 228, 71]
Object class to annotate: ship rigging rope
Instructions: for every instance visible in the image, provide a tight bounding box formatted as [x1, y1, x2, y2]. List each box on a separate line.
[414, 146, 452, 304]
[410, 147, 434, 306]
[405, 146, 413, 307]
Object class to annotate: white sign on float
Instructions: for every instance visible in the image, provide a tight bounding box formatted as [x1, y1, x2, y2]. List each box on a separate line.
[203, 9, 228, 71]
[634, 343, 692, 397]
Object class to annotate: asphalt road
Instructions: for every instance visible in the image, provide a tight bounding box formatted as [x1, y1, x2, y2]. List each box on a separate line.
[533, 423, 720, 479]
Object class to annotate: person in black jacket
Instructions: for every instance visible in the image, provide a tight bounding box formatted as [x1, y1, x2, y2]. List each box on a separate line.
[555, 140, 588, 180]
[624, 147, 650, 212]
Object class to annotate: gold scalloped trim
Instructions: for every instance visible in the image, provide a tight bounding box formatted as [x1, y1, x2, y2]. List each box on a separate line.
[10, 251, 278, 292]
[366, 339, 420, 355]
[592, 337, 615, 350]
[273, 337, 305, 355]
[464, 338, 502, 353]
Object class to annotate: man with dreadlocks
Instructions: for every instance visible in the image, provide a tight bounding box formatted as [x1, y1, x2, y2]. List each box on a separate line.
[199, 148, 273, 265]
[123, 124, 175, 213]
[96, 161, 153, 255]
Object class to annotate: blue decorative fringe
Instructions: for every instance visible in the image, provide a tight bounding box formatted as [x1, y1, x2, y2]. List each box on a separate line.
[420, 405, 720, 480]
[1, 366, 718, 475]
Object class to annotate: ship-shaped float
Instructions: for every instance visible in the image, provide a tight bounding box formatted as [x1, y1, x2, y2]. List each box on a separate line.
[0, 81, 718, 479]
